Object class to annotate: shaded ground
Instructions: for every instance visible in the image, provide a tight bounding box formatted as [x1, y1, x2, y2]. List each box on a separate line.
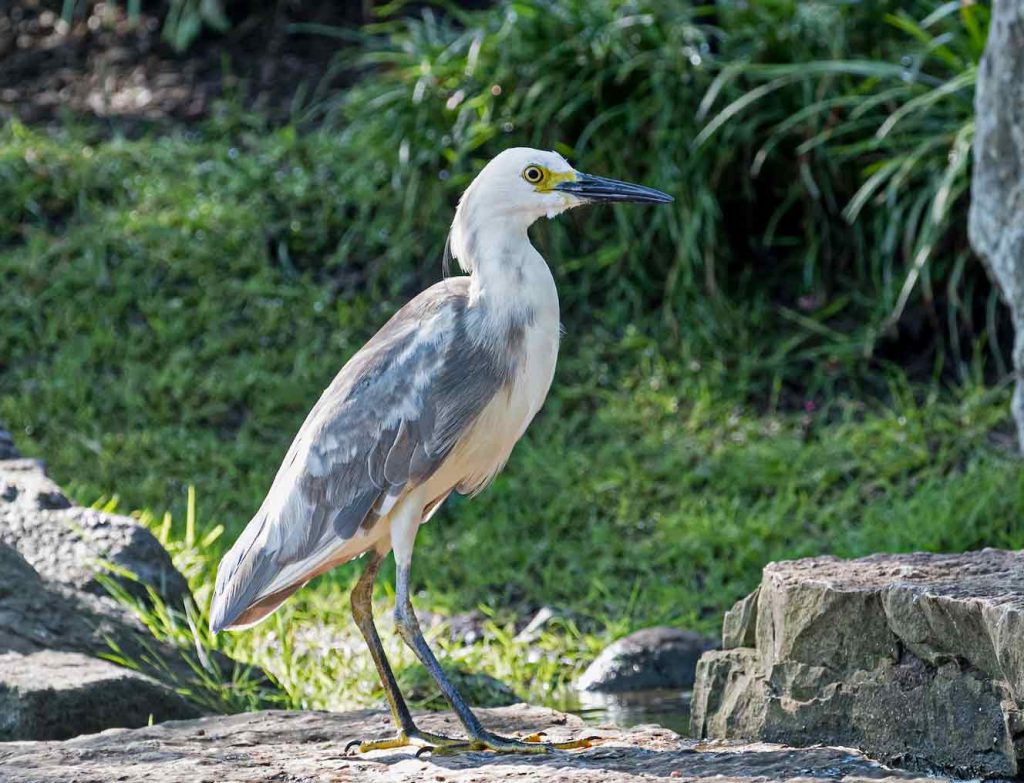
[0, 0, 360, 128]
[0, 704, 941, 782]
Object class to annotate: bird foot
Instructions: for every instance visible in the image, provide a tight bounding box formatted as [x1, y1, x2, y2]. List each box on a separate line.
[421, 729, 598, 756]
[345, 728, 464, 754]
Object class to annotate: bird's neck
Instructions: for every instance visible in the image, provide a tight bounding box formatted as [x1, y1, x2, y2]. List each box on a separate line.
[450, 208, 558, 325]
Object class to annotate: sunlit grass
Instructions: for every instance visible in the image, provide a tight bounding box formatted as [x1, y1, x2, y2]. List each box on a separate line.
[81, 376, 1024, 714]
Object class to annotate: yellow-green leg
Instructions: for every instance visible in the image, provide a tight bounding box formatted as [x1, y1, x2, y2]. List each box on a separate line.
[345, 550, 465, 754]
[392, 557, 595, 756]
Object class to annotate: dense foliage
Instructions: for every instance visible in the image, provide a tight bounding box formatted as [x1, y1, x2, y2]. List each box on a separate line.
[299, 0, 996, 389]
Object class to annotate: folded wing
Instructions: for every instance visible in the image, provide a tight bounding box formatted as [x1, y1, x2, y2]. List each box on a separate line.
[209, 278, 510, 631]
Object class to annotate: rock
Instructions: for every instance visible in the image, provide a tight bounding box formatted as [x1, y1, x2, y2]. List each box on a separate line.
[579, 627, 715, 692]
[0, 541, 227, 738]
[722, 587, 758, 649]
[0, 457, 189, 606]
[0, 650, 200, 741]
[968, 0, 1024, 450]
[0, 540, 143, 656]
[0, 433, 273, 740]
[0, 704, 944, 783]
[691, 549, 1024, 779]
[0, 428, 18, 460]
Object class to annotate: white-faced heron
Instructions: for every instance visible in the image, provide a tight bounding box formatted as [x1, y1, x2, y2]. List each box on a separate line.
[210, 147, 672, 754]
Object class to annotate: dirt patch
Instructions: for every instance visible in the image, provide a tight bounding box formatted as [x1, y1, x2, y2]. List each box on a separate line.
[0, 0, 363, 130]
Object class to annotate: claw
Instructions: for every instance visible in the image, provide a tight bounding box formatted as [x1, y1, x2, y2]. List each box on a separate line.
[346, 728, 595, 757]
[552, 735, 599, 750]
[345, 728, 465, 755]
[426, 730, 595, 756]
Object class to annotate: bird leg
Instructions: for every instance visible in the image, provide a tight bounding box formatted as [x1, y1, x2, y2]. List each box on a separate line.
[345, 550, 464, 753]
[392, 559, 595, 756]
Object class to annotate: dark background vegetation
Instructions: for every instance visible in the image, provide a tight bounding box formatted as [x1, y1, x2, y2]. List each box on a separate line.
[2, 0, 1021, 710]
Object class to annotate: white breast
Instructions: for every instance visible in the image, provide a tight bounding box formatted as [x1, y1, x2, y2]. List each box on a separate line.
[426, 255, 560, 501]
[426, 317, 557, 503]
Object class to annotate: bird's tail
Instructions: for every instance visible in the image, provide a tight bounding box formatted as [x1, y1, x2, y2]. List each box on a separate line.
[208, 512, 286, 633]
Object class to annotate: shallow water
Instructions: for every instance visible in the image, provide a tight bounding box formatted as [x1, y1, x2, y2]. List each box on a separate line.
[559, 688, 692, 736]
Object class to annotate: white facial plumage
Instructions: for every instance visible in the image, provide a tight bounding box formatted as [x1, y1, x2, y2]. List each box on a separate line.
[464, 147, 577, 220]
[447, 148, 581, 276]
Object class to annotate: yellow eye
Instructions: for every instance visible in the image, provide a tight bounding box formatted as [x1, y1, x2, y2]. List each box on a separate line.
[523, 165, 544, 184]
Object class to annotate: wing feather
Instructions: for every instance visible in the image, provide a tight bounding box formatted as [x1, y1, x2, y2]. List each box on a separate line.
[210, 278, 510, 631]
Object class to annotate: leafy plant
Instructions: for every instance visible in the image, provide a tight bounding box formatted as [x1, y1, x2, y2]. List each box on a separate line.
[95, 488, 285, 714]
[280, 0, 1003, 392]
[163, 0, 229, 52]
[699, 1, 991, 370]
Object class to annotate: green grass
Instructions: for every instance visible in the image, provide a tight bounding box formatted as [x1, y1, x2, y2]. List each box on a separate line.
[3, 119, 1023, 714]
[1, 0, 1020, 715]
[79, 367, 1024, 713]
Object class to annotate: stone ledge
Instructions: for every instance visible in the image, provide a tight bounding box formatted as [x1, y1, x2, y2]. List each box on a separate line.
[0, 430, 273, 740]
[0, 650, 200, 741]
[0, 704, 943, 783]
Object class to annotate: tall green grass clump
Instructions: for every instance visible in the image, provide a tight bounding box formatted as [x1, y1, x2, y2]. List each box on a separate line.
[701, 0, 992, 377]
[296, 0, 999, 390]
[303, 1, 713, 325]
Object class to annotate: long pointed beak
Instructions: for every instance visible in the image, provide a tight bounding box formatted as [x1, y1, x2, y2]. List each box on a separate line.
[554, 171, 673, 204]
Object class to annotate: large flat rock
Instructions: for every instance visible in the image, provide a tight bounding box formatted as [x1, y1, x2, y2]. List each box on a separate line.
[692, 549, 1024, 779]
[0, 704, 941, 783]
[0, 650, 199, 741]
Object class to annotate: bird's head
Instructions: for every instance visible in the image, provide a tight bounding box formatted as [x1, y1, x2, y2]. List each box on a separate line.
[457, 147, 673, 227]
[448, 147, 672, 275]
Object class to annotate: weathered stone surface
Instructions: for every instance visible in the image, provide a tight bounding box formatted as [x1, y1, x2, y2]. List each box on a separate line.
[0, 433, 270, 740]
[722, 587, 759, 649]
[0, 540, 218, 738]
[692, 550, 1024, 779]
[0, 457, 189, 606]
[0, 650, 200, 741]
[578, 626, 715, 692]
[969, 0, 1024, 450]
[1, 540, 136, 655]
[0, 704, 943, 783]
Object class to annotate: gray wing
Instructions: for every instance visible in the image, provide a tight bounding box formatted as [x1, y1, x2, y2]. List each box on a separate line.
[210, 278, 511, 632]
